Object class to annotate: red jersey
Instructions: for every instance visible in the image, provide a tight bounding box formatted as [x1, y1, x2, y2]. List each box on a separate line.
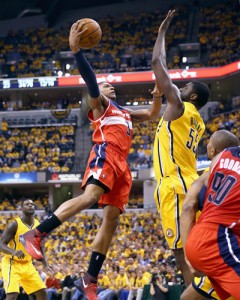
[198, 146, 240, 235]
[88, 99, 132, 158]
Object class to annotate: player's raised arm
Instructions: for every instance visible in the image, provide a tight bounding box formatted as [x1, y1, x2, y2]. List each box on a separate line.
[151, 10, 183, 120]
[128, 81, 163, 122]
[69, 20, 107, 119]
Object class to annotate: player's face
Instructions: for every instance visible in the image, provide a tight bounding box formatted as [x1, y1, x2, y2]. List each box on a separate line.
[22, 200, 35, 215]
[99, 82, 116, 100]
[179, 82, 194, 101]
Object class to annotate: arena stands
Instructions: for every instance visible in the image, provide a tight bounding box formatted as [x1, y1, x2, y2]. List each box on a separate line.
[0, 125, 75, 173]
[0, 211, 184, 299]
[198, 4, 240, 67]
[0, 3, 239, 77]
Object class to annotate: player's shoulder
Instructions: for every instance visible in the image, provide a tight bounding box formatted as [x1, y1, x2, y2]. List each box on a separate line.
[225, 146, 240, 157]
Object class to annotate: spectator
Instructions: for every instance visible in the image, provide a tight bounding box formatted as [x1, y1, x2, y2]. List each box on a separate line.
[149, 274, 168, 300]
[46, 272, 61, 300]
[61, 269, 77, 300]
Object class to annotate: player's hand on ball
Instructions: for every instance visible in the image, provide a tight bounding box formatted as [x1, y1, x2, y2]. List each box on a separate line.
[69, 20, 87, 53]
[14, 250, 25, 259]
[159, 10, 175, 33]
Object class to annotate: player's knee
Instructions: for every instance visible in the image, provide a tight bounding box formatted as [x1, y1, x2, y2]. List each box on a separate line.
[173, 248, 185, 266]
[6, 294, 18, 300]
[83, 184, 105, 206]
[35, 288, 47, 300]
[103, 206, 120, 224]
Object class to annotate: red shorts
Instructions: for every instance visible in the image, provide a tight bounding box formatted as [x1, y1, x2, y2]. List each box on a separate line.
[186, 223, 240, 300]
[82, 143, 132, 212]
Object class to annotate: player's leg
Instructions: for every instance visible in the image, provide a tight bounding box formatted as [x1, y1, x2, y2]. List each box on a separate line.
[155, 179, 193, 285]
[20, 183, 105, 260]
[33, 289, 47, 300]
[74, 205, 121, 300]
[20, 146, 115, 260]
[20, 263, 46, 300]
[74, 165, 130, 300]
[2, 258, 21, 300]
[180, 276, 219, 300]
[173, 248, 193, 286]
[6, 293, 19, 300]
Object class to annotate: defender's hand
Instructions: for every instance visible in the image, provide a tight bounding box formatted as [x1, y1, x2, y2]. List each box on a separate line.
[159, 10, 175, 33]
[151, 81, 163, 97]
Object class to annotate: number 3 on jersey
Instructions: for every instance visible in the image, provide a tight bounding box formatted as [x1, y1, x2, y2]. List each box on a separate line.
[186, 128, 198, 153]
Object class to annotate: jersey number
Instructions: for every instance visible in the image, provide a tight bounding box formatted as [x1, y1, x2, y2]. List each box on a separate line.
[186, 128, 198, 153]
[208, 171, 237, 205]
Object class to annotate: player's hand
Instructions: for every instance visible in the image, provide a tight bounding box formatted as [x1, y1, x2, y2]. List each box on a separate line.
[69, 20, 88, 53]
[151, 81, 163, 98]
[13, 250, 25, 259]
[159, 10, 175, 33]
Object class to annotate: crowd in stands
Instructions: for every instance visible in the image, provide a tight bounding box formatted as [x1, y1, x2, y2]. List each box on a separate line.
[198, 4, 240, 67]
[0, 2, 239, 78]
[198, 107, 240, 155]
[0, 125, 75, 173]
[0, 196, 49, 219]
[0, 210, 183, 300]
[0, 6, 188, 78]
[0, 98, 80, 111]
[0, 193, 143, 215]
[0, 101, 239, 173]
[128, 121, 157, 171]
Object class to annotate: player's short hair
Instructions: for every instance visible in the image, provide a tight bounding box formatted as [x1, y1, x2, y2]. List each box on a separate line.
[192, 81, 210, 109]
[21, 198, 33, 207]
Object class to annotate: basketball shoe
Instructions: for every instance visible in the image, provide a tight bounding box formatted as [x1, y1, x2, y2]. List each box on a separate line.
[19, 229, 43, 260]
[74, 273, 98, 300]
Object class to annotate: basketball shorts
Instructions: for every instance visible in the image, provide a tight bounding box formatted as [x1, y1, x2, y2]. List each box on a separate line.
[154, 177, 185, 249]
[193, 276, 220, 299]
[82, 143, 132, 212]
[2, 257, 45, 294]
[186, 223, 240, 300]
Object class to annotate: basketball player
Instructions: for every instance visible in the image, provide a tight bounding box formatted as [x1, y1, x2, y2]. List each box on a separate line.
[180, 130, 239, 300]
[152, 10, 210, 285]
[0, 199, 47, 300]
[185, 143, 240, 300]
[20, 20, 163, 300]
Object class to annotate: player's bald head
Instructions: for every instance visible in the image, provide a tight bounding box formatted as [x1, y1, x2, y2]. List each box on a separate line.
[211, 130, 239, 153]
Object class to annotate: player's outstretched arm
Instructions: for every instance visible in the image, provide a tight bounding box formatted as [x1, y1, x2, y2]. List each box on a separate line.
[69, 20, 107, 119]
[180, 172, 209, 250]
[151, 10, 183, 120]
[129, 81, 163, 122]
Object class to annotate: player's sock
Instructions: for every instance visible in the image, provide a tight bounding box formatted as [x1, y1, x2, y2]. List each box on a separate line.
[87, 251, 106, 279]
[36, 214, 62, 236]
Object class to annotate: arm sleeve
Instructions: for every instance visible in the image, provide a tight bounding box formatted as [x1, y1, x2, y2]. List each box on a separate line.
[74, 50, 100, 98]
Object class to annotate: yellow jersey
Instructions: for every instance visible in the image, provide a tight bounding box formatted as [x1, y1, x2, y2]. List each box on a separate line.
[153, 102, 205, 194]
[5, 217, 40, 262]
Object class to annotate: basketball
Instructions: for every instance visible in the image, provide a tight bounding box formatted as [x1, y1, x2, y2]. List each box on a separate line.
[78, 18, 102, 49]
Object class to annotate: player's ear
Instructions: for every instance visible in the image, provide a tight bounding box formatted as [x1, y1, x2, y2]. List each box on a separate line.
[190, 93, 197, 102]
[212, 148, 217, 157]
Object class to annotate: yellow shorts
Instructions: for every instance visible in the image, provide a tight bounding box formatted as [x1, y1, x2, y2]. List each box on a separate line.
[2, 257, 45, 294]
[193, 276, 235, 300]
[154, 177, 185, 249]
[193, 276, 219, 299]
